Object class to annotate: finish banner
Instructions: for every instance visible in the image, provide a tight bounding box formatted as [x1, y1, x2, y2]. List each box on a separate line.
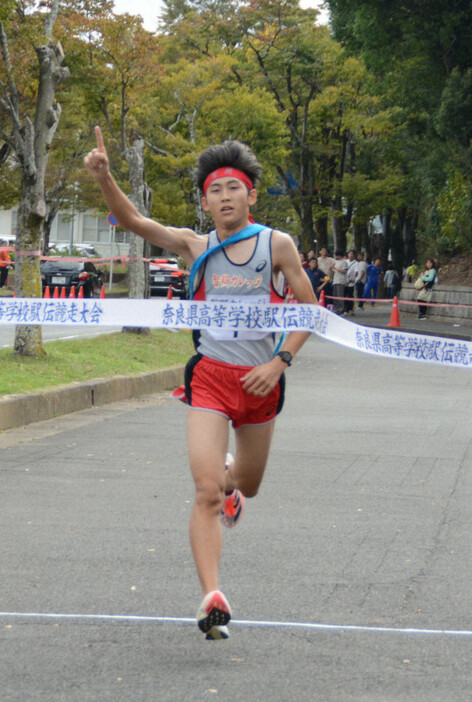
[1, 297, 471, 369]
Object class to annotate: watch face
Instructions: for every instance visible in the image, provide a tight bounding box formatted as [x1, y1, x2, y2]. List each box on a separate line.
[278, 351, 292, 364]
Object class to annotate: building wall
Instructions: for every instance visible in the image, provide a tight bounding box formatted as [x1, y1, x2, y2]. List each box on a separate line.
[0, 209, 14, 240]
[0, 207, 130, 258]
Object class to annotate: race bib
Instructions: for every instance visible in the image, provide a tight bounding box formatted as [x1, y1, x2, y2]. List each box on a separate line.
[206, 294, 271, 341]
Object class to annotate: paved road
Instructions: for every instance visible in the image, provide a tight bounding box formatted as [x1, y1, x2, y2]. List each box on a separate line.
[1, 334, 472, 701]
[0, 325, 122, 348]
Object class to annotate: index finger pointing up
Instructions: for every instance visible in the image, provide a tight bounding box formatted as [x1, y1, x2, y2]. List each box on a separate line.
[95, 125, 105, 151]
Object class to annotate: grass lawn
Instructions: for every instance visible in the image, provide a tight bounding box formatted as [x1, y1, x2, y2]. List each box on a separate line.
[0, 329, 194, 396]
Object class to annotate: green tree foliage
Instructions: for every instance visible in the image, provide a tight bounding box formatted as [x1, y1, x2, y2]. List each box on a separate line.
[8, 0, 463, 295]
[328, 0, 472, 265]
[159, 1, 402, 254]
[145, 50, 287, 233]
[58, 9, 165, 307]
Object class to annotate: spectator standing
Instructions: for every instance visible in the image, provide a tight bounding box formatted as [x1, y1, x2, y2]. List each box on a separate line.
[345, 249, 357, 314]
[317, 247, 335, 277]
[405, 259, 419, 282]
[384, 263, 399, 299]
[305, 256, 329, 298]
[0, 240, 11, 289]
[306, 249, 316, 264]
[355, 252, 368, 310]
[363, 257, 383, 306]
[317, 247, 335, 304]
[299, 251, 308, 269]
[331, 249, 348, 315]
[416, 258, 437, 319]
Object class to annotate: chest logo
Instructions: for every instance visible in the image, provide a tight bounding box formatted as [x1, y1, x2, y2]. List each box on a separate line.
[212, 273, 263, 289]
[255, 260, 267, 272]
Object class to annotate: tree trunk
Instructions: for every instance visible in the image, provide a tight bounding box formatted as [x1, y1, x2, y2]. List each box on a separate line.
[392, 208, 404, 288]
[379, 209, 392, 268]
[315, 215, 329, 250]
[330, 192, 347, 253]
[13, 38, 69, 356]
[280, 151, 316, 251]
[404, 210, 418, 266]
[123, 137, 152, 335]
[192, 168, 207, 233]
[14, 175, 47, 356]
[299, 199, 315, 251]
[315, 191, 330, 250]
[298, 149, 316, 251]
[353, 219, 369, 254]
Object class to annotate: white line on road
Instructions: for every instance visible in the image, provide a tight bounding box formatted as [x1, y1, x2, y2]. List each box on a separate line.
[1, 611, 472, 638]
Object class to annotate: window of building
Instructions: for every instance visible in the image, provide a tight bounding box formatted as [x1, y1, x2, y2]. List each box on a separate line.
[11, 210, 17, 236]
[83, 214, 109, 243]
[114, 230, 130, 243]
[56, 214, 72, 241]
[96, 219, 110, 242]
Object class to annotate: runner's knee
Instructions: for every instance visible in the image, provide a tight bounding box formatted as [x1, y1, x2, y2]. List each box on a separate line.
[193, 476, 224, 511]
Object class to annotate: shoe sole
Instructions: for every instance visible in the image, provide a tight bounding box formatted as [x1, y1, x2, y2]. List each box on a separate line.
[205, 625, 229, 640]
[197, 592, 232, 634]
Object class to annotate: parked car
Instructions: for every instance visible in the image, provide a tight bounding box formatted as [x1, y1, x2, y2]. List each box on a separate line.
[47, 243, 98, 257]
[40, 260, 104, 297]
[77, 244, 99, 257]
[149, 259, 189, 299]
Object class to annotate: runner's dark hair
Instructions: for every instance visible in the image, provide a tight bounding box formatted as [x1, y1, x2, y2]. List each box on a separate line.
[197, 140, 263, 192]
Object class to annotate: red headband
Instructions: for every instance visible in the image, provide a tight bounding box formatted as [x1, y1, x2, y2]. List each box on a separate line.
[203, 167, 254, 196]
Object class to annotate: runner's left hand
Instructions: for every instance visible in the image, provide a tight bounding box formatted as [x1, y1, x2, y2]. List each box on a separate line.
[240, 359, 283, 397]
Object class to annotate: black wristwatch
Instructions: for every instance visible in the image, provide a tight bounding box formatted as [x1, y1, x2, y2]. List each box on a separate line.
[276, 351, 292, 367]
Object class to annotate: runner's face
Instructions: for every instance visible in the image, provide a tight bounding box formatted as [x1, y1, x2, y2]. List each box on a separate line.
[202, 176, 257, 228]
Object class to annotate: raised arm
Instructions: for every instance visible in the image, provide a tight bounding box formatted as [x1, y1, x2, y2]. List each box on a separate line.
[84, 127, 202, 265]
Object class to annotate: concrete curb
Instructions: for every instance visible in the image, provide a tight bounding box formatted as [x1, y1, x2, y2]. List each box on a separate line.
[0, 366, 185, 431]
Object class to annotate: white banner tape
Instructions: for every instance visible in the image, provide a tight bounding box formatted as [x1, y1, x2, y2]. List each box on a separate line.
[1, 297, 471, 369]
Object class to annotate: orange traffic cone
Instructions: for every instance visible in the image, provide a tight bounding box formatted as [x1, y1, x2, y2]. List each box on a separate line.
[53, 286, 59, 298]
[69, 285, 76, 299]
[319, 289, 326, 307]
[77, 286, 84, 299]
[387, 296, 402, 328]
[99, 285, 106, 299]
[60, 286, 66, 298]
[44, 286, 50, 298]
[167, 285, 173, 299]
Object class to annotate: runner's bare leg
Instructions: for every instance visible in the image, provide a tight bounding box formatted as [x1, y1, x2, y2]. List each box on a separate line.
[187, 409, 229, 594]
[226, 421, 275, 497]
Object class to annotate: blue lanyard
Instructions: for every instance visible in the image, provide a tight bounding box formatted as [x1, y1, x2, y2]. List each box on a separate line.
[188, 223, 265, 299]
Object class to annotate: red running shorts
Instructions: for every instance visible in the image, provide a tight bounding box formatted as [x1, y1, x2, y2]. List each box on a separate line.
[184, 354, 285, 429]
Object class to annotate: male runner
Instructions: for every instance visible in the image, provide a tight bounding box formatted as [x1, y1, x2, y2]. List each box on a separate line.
[84, 128, 317, 639]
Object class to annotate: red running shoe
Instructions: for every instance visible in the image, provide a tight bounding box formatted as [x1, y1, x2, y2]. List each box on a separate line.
[221, 453, 245, 529]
